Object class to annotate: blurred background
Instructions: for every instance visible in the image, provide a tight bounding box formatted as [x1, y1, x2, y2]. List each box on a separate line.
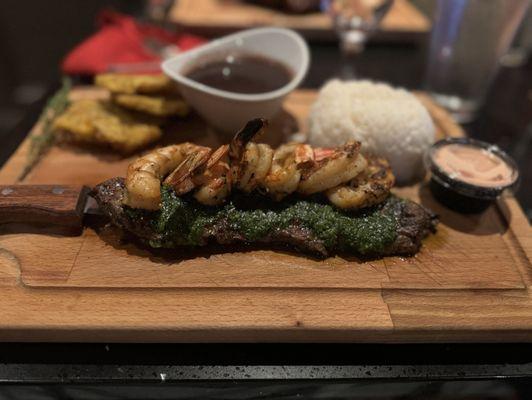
[0, 0, 144, 134]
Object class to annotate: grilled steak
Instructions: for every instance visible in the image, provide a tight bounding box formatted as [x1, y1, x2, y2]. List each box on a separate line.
[92, 177, 437, 258]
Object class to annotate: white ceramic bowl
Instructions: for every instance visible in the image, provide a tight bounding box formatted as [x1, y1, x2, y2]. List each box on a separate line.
[162, 27, 310, 134]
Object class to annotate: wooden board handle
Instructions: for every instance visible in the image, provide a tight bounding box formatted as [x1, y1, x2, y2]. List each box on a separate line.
[0, 185, 89, 229]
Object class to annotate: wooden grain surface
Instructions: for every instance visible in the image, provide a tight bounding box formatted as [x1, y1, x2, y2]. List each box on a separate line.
[0, 87, 530, 342]
[169, 0, 430, 38]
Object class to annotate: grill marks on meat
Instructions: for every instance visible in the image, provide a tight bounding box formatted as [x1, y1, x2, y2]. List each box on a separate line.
[92, 177, 437, 258]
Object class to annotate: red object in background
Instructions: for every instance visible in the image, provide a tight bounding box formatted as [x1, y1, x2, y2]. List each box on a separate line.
[61, 10, 206, 75]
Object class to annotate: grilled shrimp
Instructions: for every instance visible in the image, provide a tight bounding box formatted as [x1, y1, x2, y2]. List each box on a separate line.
[193, 145, 232, 206]
[229, 118, 277, 194]
[168, 118, 267, 206]
[263, 143, 313, 200]
[164, 145, 232, 206]
[123, 118, 395, 211]
[297, 141, 367, 195]
[237, 143, 274, 193]
[164, 147, 212, 195]
[236, 141, 260, 191]
[229, 118, 267, 180]
[246, 143, 274, 192]
[124, 143, 203, 210]
[326, 156, 395, 210]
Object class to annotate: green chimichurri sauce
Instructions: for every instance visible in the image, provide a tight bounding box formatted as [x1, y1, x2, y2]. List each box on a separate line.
[148, 185, 398, 255]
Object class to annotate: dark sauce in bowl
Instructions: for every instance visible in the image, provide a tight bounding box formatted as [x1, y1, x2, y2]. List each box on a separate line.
[185, 53, 294, 94]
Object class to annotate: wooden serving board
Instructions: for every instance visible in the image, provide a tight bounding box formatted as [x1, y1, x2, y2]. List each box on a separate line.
[0, 87, 531, 342]
[169, 0, 430, 40]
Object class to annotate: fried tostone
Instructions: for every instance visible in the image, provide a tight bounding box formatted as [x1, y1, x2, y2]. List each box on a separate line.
[53, 99, 162, 154]
[113, 93, 189, 117]
[95, 73, 175, 95]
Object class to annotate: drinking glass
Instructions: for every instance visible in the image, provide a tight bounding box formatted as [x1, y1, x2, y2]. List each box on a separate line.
[501, 7, 532, 68]
[324, 0, 393, 52]
[425, 0, 530, 123]
[322, 0, 394, 77]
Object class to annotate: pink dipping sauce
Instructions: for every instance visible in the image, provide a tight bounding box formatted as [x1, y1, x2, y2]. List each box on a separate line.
[433, 144, 515, 188]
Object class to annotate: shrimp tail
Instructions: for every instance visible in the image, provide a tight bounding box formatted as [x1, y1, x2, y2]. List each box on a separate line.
[229, 118, 267, 159]
[229, 118, 268, 183]
[235, 118, 268, 145]
[164, 147, 212, 195]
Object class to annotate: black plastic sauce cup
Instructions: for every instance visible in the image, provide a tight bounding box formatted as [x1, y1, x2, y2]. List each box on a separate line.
[425, 138, 519, 213]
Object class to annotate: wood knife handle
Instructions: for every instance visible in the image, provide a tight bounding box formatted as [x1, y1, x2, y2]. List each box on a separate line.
[0, 185, 90, 229]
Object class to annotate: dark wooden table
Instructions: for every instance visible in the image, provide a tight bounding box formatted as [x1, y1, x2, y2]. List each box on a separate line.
[0, 39, 531, 395]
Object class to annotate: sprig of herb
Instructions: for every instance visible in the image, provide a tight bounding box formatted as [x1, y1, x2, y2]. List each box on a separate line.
[17, 77, 72, 181]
